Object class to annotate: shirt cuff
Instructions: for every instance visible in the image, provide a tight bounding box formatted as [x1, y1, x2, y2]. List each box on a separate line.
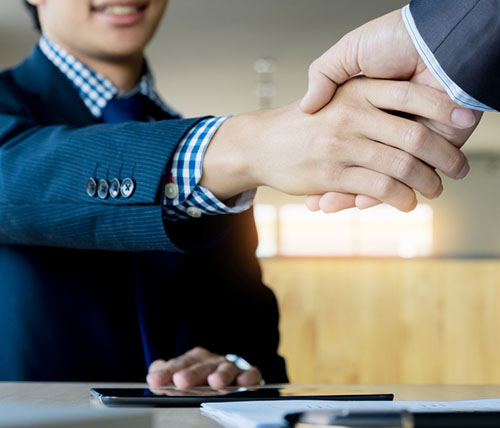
[402, 5, 497, 112]
[163, 116, 256, 220]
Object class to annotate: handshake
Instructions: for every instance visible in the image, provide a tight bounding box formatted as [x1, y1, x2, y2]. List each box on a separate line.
[200, 10, 481, 214]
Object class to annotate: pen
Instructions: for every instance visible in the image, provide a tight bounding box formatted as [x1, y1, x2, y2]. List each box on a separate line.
[284, 409, 500, 427]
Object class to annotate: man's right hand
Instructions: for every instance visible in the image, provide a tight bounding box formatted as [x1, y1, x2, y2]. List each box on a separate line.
[200, 76, 469, 213]
[299, 8, 481, 213]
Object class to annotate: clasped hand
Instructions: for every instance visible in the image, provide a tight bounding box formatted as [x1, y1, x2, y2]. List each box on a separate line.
[202, 10, 480, 213]
[300, 9, 481, 212]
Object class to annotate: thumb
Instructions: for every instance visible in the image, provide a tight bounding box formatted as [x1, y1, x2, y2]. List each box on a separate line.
[300, 69, 339, 114]
[300, 36, 360, 114]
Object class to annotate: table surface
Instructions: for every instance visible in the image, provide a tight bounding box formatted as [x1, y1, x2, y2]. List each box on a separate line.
[1, 383, 500, 427]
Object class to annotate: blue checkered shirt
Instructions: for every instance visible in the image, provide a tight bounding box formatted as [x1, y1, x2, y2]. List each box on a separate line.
[39, 36, 255, 220]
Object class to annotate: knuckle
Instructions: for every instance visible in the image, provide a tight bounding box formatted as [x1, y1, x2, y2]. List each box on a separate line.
[362, 144, 378, 164]
[216, 370, 233, 384]
[308, 60, 321, 76]
[445, 151, 466, 176]
[166, 357, 179, 367]
[375, 175, 397, 199]
[331, 105, 356, 127]
[403, 123, 428, 153]
[434, 94, 453, 116]
[319, 161, 343, 187]
[391, 81, 412, 108]
[190, 346, 207, 355]
[148, 359, 166, 372]
[393, 153, 418, 180]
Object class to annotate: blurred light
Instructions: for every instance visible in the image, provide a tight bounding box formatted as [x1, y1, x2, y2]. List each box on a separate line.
[254, 204, 278, 258]
[254, 203, 433, 258]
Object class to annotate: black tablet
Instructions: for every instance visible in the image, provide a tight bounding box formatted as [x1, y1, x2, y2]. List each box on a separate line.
[90, 386, 394, 407]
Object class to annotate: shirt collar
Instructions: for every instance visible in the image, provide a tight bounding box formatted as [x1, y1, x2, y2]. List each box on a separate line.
[38, 35, 179, 119]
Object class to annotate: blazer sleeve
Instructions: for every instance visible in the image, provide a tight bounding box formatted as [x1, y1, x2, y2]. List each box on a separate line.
[408, 0, 500, 111]
[0, 74, 231, 252]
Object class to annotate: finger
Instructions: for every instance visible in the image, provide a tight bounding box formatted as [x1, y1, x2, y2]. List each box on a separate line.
[300, 68, 338, 114]
[347, 137, 443, 200]
[173, 357, 225, 389]
[147, 359, 176, 387]
[361, 79, 476, 129]
[149, 359, 167, 373]
[236, 367, 263, 386]
[355, 195, 382, 210]
[305, 195, 322, 211]
[415, 110, 482, 149]
[301, 37, 359, 114]
[147, 348, 211, 387]
[337, 167, 417, 212]
[318, 192, 356, 213]
[361, 107, 469, 180]
[207, 361, 242, 389]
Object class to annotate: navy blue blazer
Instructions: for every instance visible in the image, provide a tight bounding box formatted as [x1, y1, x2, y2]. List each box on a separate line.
[0, 46, 288, 383]
[410, 0, 500, 111]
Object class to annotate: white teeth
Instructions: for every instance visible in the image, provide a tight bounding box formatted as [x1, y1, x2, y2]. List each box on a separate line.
[103, 5, 139, 15]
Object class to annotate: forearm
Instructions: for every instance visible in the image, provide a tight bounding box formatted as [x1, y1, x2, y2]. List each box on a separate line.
[199, 77, 471, 214]
[0, 115, 206, 251]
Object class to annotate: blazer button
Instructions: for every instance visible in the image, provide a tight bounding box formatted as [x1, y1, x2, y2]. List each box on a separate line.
[86, 178, 97, 197]
[109, 178, 121, 198]
[164, 182, 179, 199]
[97, 179, 109, 199]
[121, 177, 135, 198]
[186, 206, 202, 218]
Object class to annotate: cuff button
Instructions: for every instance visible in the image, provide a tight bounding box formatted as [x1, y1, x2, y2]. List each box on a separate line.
[97, 179, 109, 199]
[186, 206, 202, 218]
[121, 177, 135, 198]
[109, 178, 121, 199]
[165, 182, 179, 199]
[86, 178, 97, 197]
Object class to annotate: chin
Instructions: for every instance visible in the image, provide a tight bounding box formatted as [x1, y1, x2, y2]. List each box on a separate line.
[90, 34, 149, 59]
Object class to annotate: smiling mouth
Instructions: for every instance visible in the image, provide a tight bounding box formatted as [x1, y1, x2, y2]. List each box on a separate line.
[92, 2, 149, 15]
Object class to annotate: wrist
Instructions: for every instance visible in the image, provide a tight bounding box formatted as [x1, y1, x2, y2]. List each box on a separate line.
[199, 112, 263, 200]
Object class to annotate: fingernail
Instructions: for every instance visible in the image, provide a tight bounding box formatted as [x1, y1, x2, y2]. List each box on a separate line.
[451, 108, 476, 128]
[456, 162, 470, 179]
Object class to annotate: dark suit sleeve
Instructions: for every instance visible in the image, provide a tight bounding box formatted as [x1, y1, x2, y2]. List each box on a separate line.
[0, 74, 228, 252]
[409, 0, 500, 111]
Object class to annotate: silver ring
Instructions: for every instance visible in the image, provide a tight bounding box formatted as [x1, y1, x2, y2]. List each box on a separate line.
[225, 354, 252, 370]
[225, 354, 265, 385]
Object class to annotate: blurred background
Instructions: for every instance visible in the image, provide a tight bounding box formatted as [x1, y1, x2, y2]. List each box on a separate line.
[2, 0, 500, 385]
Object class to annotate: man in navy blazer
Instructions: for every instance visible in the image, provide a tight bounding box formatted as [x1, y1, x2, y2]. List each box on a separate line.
[302, 0, 497, 212]
[1, 0, 288, 386]
[0, 0, 473, 385]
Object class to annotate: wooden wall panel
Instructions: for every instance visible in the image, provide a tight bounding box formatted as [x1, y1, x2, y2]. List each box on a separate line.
[260, 259, 500, 384]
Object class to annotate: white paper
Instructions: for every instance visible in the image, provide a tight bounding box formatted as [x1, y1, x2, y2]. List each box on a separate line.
[200, 398, 500, 428]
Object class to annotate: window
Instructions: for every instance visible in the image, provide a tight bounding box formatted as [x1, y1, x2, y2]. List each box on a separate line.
[254, 204, 433, 257]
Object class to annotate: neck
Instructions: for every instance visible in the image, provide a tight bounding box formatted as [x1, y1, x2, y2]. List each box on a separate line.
[80, 54, 145, 93]
[44, 35, 144, 93]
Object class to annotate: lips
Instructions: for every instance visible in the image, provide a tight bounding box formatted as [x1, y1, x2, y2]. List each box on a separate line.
[92, 1, 149, 15]
[91, 1, 150, 24]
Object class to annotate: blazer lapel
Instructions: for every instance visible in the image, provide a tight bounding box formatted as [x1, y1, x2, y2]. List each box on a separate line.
[11, 45, 97, 127]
